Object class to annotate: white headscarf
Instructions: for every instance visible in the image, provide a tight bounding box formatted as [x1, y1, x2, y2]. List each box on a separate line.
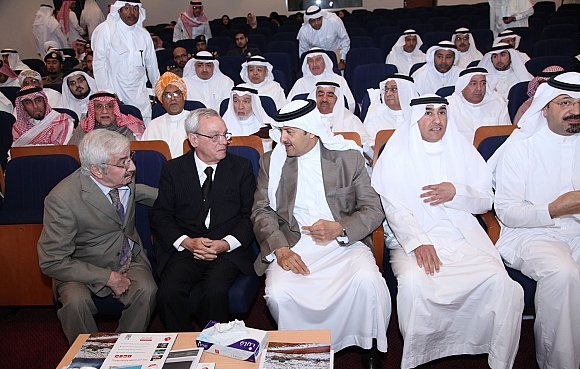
[183, 51, 225, 82]
[0, 49, 29, 71]
[386, 29, 425, 73]
[372, 94, 496, 255]
[494, 30, 522, 49]
[303, 5, 327, 23]
[308, 80, 345, 129]
[103, 0, 147, 57]
[267, 99, 361, 210]
[240, 55, 275, 87]
[451, 28, 483, 68]
[478, 42, 532, 82]
[61, 71, 98, 118]
[222, 84, 274, 135]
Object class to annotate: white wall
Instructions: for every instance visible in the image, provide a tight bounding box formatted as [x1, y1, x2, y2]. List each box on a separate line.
[0, 0, 548, 60]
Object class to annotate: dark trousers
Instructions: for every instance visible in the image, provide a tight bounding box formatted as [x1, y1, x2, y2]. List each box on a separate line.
[157, 250, 240, 331]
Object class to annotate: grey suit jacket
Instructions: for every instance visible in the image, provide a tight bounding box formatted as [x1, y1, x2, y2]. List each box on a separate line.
[38, 169, 158, 297]
[251, 144, 384, 275]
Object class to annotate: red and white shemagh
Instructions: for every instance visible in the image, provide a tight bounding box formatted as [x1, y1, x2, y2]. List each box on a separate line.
[80, 93, 145, 137]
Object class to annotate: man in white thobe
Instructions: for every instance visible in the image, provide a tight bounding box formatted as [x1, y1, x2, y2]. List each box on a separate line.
[92, 0, 160, 123]
[491, 72, 580, 369]
[0, 60, 19, 88]
[297, 6, 350, 70]
[240, 56, 287, 110]
[447, 67, 509, 143]
[288, 48, 355, 112]
[142, 72, 189, 158]
[495, 29, 530, 63]
[412, 41, 461, 95]
[173, 1, 212, 43]
[479, 43, 532, 100]
[364, 74, 418, 140]
[452, 28, 484, 69]
[32, 4, 68, 57]
[182, 51, 233, 111]
[222, 84, 274, 137]
[309, 81, 372, 155]
[252, 99, 390, 369]
[80, 0, 105, 39]
[57, 1, 86, 48]
[385, 30, 426, 76]
[61, 71, 97, 120]
[0, 49, 29, 72]
[489, 0, 533, 37]
[371, 94, 524, 369]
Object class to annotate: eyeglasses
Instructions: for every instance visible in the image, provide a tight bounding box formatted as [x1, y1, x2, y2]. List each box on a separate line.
[195, 132, 232, 142]
[106, 151, 135, 169]
[384, 87, 398, 93]
[550, 98, 580, 109]
[162, 90, 183, 99]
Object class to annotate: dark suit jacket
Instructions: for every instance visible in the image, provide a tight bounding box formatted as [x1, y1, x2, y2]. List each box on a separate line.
[251, 144, 385, 275]
[37, 169, 158, 297]
[150, 150, 256, 275]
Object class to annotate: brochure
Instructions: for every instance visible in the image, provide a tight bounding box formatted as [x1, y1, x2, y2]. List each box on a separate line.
[161, 348, 204, 369]
[66, 333, 120, 369]
[100, 332, 177, 368]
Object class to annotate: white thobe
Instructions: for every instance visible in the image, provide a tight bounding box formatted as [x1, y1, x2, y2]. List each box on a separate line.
[173, 18, 212, 42]
[379, 143, 523, 369]
[494, 125, 580, 369]
[248, 80, 287, 109]
[412, 65, 461, 95]
[33, 7, 69, 56]
[183, 75, 233, 112]
[141, 110, 188, 158]
[321, 110, 372, 149]
[65, 10, 85, 47]
[364, 107, 404, 143]
[489, 0, 534, 36]
[386, 48, 426, 76]
[447, 92, 509, 143]
[297, 15, 350, 59]
[80, 0, 105, 38]
[92, 18, 159, 123]
[492, 68, 523, 100]
[265, 143, 390, 352]
[288, 74, 355, 113]
[457, 49, 483, 69]
[0, 91, 13, 114]
[0, 77, 19, 87]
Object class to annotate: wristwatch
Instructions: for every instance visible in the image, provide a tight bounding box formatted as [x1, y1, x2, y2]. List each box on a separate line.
[336, 227, 348, 246]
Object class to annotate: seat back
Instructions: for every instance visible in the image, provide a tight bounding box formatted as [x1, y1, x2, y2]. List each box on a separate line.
[507, 81, 529, 124]
[334, 131, 362, 147]
[0, 86, 21, 105]
[216, 55, 245, 85]
[409, 61, 426, 76]
[262, 52, 294, 87]
[435, 86, 455, 97]
[473, 125, 518, 160]
[351, 64, 398, 104]
[532, 38, 578, 57]
[373, 129, 396, 164]
[525, 56, 578, 76]
[344, 47, 384, 88]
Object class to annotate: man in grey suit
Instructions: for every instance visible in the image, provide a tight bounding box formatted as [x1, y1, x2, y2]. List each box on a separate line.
[252, 99, 390, 369]
[38, 129, 158, 344]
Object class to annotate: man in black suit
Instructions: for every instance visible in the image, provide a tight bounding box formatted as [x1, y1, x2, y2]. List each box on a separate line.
[151, 108, 256, 331]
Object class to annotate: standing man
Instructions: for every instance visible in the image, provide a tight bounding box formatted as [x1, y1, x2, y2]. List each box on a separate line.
[489, 0, 533, 36]
[151, 109, 256, 331]
[385, 30, 426, 76]
[173, 1, 212, 43]
[61, 71, 97, 120]
[240, 55, 287, 109]
[452, 28, 483, 69]
[38, 129, 158, 344]
[492, 72, 580, 369]
[412, 41, 461, 95]
[252, 99, 390, 369]
[57, 0, 86, 48]
[32, 4, 68, 56]
[92, 0, 160, 123]
[372, 94, 524, 369]
[80, 0, 106, 39]
[12, 85, 75, 147]
[297, 6, 350, 70]
[143, 72, 189, 158]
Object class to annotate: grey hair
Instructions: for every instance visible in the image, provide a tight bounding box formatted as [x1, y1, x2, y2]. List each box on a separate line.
[79, 130, 130, 176]
[184, 108, 221, 134]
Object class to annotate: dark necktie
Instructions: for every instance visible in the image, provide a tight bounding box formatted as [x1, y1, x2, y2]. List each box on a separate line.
[109, 188, 131, 273]
[201, 166, 214, 224]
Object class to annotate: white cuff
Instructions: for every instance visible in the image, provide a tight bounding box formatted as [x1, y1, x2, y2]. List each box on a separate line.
[173, 235, 188, 251]
[223, 235, 241, 252]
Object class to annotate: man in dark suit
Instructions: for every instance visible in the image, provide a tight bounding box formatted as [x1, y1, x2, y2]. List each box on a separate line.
[251, 99, 390, 369]
[38, 129, 158, 344]
[151, 108, 256, 331]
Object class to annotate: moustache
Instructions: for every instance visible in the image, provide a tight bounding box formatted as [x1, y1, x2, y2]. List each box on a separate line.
[563, 114, 580, 121]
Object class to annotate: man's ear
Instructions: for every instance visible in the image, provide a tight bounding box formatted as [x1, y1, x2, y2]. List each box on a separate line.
[90, 164, 103, 179]
[188, 132, 198, 148]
